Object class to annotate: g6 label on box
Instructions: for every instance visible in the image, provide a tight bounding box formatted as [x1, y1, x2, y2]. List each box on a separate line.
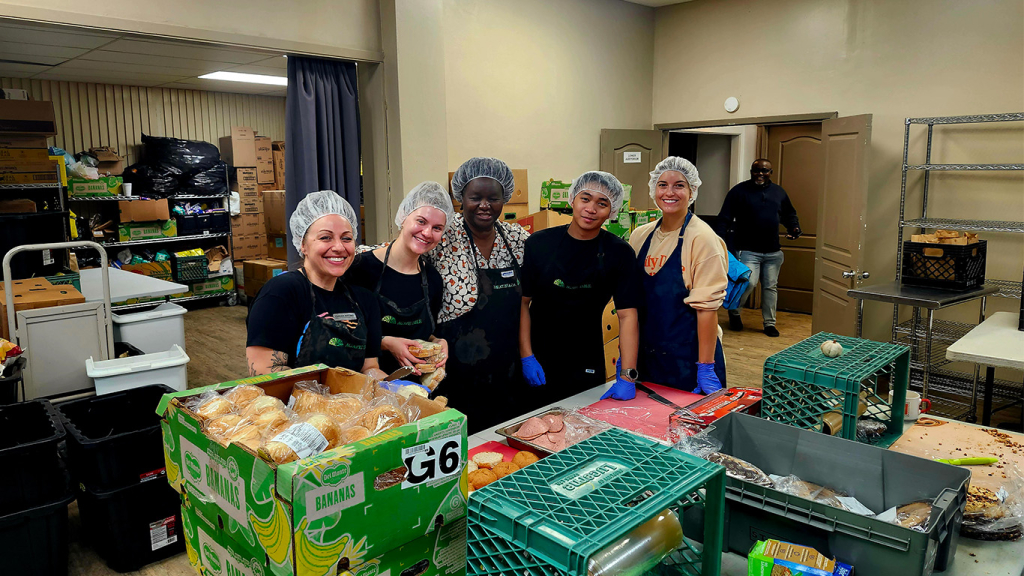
[401, 436, 462, 489]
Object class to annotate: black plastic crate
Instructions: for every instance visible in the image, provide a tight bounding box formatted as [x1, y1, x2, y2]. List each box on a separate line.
[0, 399, 68, 515]
[177, 212, 230, 236]
[56, 384, 172, 491]
[0, 211, 69, 278]
[0, 490, 75, 576]
[77, 476, 184, 572]
[0, 356, 26, 404]
[901, 240, 987, 291]
[170, 254, 208, 282]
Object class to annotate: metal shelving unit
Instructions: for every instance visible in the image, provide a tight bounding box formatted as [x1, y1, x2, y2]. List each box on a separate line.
[69, 193, 227, 202]
[110, 290, 232, 312]
[102, 232, 229, 248]
[0, 168, 70, 278]
[892, 112, 1024, 421]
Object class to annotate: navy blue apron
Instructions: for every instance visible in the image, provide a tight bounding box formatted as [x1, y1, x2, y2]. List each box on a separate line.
[374, 243, 436, 374]
[293, 270, 369, 372]
[636, 213, 726, 392]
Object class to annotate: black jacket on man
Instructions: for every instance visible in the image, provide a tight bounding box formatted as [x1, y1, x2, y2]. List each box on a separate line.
[715, 180, 800, 253]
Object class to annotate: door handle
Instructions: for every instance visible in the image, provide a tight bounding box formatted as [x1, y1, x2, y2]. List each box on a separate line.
[843, 270, 870, 279]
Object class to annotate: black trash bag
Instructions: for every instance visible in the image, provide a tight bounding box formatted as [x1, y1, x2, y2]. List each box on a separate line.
[182, 161, 228, 195]
[141, 133, 221, 174]
[122, 162, 179, 197]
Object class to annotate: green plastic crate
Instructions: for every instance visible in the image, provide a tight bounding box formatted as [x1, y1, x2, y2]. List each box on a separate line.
[170, 255, 208, 283]
[45, 273, 80, 292]
[762, 332, 910, 447]
[467, 428, 725, 576]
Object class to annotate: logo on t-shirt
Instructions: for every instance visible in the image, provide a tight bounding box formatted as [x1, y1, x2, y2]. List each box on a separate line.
[382, 315, 397, 324]
[553, 279, 565, 287]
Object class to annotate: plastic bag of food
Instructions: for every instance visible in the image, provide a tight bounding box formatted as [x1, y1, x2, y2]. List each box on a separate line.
[707, 452, 774, 488]
[358, 395, 412, 436]
[962, 462, 1024, 541]
[241, 395, 286, 418]
[673, 426, 723, 459]
[141, 133, 221, 174]
[67, 161, 99, 180]
[221, 384, 266, 409]
[260, 413, 343, 465]
[772, 475, 851, 511]
[190, 391, 235, 421]
[322, 393, 366, 425]
[289, 380, 330, 414]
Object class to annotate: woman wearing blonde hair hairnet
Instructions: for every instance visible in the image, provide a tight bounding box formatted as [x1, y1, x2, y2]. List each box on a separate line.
[518, 171, 645, 413]
[427, 157, 529, 434]
[246, 190, 386, 379]
[628, 157, 729, 394]
[347, 182, 452, 386]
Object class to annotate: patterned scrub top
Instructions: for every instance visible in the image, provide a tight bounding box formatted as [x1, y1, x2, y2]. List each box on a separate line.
[427, 213, 529, 323]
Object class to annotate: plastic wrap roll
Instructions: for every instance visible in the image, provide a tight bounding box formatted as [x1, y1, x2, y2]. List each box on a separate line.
[587, 508, 683, 576]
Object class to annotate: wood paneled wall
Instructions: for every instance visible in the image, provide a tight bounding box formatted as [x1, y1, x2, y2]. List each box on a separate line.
[1, 78, 286, 166]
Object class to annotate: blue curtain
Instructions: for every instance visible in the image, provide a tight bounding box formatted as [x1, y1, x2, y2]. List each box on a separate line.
[285, 57, 361, 266]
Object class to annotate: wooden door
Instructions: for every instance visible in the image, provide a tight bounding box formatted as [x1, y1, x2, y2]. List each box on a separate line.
[767, 123, 823, 314]
[812, 115, 872, 336]
[600, 129, 664, 211]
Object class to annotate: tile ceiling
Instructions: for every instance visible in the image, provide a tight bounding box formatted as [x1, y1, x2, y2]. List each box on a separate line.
[0, 19, 288, 96]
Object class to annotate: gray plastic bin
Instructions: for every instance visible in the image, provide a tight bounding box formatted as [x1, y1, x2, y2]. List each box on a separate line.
[686, 413, 970, 575]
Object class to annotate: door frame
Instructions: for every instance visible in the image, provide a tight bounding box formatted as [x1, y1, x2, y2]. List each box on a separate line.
[655, 112, 838, 131]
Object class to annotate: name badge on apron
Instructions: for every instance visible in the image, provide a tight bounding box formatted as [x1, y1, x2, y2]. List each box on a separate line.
[501, 270, 515, 278]
[334, 312, 358, 322]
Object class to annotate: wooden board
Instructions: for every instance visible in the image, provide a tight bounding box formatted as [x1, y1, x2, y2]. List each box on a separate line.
[890, 417, 1024, 492]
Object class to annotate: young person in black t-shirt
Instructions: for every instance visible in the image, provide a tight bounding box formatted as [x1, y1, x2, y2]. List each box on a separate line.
[246, 191, 385, 378]
[518, 171, 643, 412]
[347, 182, 451, 375]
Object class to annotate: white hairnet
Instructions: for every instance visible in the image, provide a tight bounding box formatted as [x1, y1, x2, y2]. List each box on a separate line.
[290, 190, 359, 252]
[395, 181, 455, 230]
[570, 171, 626, 213]
[451, 157, 515, 203]
[649, 156, 701, 205]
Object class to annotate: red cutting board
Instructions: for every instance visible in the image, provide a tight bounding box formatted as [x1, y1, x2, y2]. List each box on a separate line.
[579, 382, 701, 441]
[468, 441, 521, 462]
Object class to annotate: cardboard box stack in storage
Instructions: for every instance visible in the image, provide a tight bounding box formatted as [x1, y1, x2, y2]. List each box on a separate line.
[118, 199, 169, 223]
[158, 365, 468, 576]
[118, 219, 177, 242]
[243, 259, 287, 297]
[231, 213, 265, 236]
[267, 234, 287, 261]
[516, 210, 572, 233]
[255, 136, 274, 184]
[232, 234, 268, 260]
[240, 192, 264, 215]
[232, 167, 259, 200]
[272, 141, 285, 188]
[263, 190, 286, 234]
[219, 126, 257, 167]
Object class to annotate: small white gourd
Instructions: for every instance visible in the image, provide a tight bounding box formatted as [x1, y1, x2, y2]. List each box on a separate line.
[820, 339, 843, 358]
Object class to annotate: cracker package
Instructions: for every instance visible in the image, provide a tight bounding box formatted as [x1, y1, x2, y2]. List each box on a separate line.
[748, 540, 854, 576]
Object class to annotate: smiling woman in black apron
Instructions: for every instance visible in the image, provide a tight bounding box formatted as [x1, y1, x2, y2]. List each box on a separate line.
[518, 171, 644, 413]
[428, 157, 529, 434]
[629, 157, 730, 394]
[246, 190, 386, 379]
[347, 182, 452, 376]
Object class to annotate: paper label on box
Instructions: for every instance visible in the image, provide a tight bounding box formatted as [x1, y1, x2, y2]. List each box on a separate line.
[42, 249, 53, 265]
[623, 151, 642, 163]
[179, 436, 248, 526]
[401, 436, 463, 489]
[275, 422, 329, 459]
[198, 526, 255, 576]
[305, 471, 366, 521]
[149, 515, 178, 551]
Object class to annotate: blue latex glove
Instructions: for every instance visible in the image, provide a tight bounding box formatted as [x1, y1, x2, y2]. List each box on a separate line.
[600, 358, 636, 401]
[696, 362, 722, 395]
[380, 380, 431, 395]
[521, 355, 546, 387]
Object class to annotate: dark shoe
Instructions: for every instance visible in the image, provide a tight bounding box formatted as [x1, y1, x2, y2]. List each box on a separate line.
[764, 326, 780, 337]
[728, 314, 744, 331]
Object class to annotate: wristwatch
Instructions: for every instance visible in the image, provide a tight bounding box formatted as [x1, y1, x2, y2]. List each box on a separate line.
[620, 368, 639, 382]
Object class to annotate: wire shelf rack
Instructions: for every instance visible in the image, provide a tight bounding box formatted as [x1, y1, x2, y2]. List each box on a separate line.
[907, 113, 1024, 125]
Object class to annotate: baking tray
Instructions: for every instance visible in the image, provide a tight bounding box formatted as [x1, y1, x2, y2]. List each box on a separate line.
[493, 407, 567, 456]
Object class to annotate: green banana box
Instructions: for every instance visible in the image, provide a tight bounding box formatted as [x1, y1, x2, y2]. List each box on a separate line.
[159, 365, 469, 576]
[182, 495, 467, 576]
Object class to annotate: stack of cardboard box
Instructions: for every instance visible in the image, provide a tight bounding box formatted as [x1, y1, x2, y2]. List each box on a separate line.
[602, 300, 621, 380]
[272, 141, 285, 189]
[117, 198, 177, 242]
[223, 126, 268, 261]
[263, 190, 287, 261]
[242, 259, 287, 298]
[0, 99, 59, 188]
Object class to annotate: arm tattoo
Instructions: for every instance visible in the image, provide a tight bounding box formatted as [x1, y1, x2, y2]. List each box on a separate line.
[269, 350, 290, 372]
[248, 360, 257, 376]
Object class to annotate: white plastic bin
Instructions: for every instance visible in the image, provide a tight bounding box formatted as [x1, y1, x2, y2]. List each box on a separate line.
[86, 345, 190, 394]
[111, 302, 187, 354]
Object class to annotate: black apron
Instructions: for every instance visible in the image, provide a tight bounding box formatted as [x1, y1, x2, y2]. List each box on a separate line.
[636, 214, 727, 392]
[433, 222, 523, 435]
[524, 228, 612, 414]
[374, 244, 436, 374]
[293, 270, 369, 373]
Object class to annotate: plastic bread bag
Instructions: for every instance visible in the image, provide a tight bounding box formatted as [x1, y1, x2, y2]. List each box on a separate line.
[706, 453, 775, 488]
[321, 392, 367, 426]
[260, 413, 343, 465]
[191, 391, 235, 421]
[288, 380, 330, 413]
[771, 475, 852, 512]
[673, 426, 723, 460]
[240, 395, 286, 419]
[878, 501, 932, 532]
[221, 384, 266, 410]
[962, 462, 1024, 540]
[358, 394, 414, 436]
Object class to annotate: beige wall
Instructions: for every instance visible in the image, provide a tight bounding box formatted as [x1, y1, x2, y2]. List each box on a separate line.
[0, 0, 382, 60]
[654, 0, 1024, 341]
[442, 0, 656, 212]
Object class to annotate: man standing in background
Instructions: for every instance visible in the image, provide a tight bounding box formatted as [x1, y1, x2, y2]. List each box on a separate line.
[716, 159, 801, 337]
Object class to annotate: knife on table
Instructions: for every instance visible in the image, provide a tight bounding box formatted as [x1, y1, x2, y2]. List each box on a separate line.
[634, 382, 688, 412]
[934, 457, 999, 466]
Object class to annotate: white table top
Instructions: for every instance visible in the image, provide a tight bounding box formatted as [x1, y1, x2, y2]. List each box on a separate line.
[79, 267, 188, 303]
[946, 312, 1024, 370]
[468, 383, 1024, 576]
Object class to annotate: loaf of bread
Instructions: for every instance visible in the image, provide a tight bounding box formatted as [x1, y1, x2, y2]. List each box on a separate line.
[196, 397, 233, 420]
[222, 385, 265, 408]
[242, 396, 285, 417]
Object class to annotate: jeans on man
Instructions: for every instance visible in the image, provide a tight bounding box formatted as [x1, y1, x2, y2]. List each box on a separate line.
[727, 250, 784, 328]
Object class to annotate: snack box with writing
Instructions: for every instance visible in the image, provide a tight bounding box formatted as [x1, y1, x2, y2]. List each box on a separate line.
[70, 176, 123, 197]
[182, 496, 467, 576]
[1, 171, 60, 185]
[748, 540, 853, 576]
[0, 135, 48, 149]
[540, 180, 571, 210]
[242, 196, 264, 214]
[192, 276, 234, 296]
[0, 157, 57, 173]
[631, 208, 662, 229]
[158, 365, 468, 576]
[0, 147, 51, 162]
[118, 219, 177, 242]
[668, 387, 762, 441]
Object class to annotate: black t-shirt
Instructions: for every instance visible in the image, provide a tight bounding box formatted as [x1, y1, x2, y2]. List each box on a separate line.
[346, 250, 444, 323]
[522, 226, 643, 310]
[246, 271, 381, 368]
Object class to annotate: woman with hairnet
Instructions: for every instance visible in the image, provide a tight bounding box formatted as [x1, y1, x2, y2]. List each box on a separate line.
[246, 190, 386, 379]
[428, 157, 529, 434]
[347, 182, 451, 376]
[518, 171, 644, 412]
[624, 157, 729, 395]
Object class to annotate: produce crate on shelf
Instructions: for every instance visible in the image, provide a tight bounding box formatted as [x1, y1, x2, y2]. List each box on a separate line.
[901, 240, 987, 291]
[762, 332, 910, 448]
[468, 428, 724, 576]
[0, 400, 69, 516]
[170, 254, 208, 283]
